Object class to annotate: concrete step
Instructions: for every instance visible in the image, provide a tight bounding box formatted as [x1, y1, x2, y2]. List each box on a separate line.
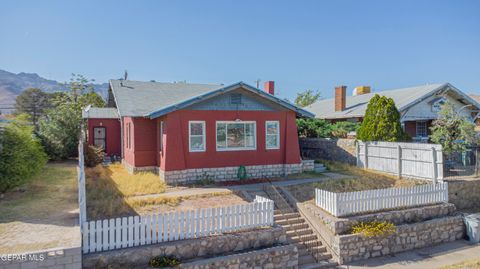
[300, 260, 338, 269]
[284, 222, 309, 231]
[274, 212, 300, 220]
[297, 244, 327, 253]
[276, 217, 305, 226]
[289, 234, 318, 243]
[286, 228, 313, 237]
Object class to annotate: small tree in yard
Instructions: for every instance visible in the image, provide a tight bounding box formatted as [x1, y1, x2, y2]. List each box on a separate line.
[38, 74, 105, 160]
[357, 94, 408, 142]
[296, 118, 333, 138]
[295, 89, 321, 107]
[430, 101, 478, 153]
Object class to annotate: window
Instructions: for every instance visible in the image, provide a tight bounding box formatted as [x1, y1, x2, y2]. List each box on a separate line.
[189, 121, 205, 152]
[93, 127, 106, 150]
[265, 121, 280, 149]
[416, 121, 427, 137]
[159, 121, 164, 152]
[216, 121, 256, 151]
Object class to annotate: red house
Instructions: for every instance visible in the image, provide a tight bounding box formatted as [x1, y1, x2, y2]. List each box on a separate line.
[83, 80, 314, 183]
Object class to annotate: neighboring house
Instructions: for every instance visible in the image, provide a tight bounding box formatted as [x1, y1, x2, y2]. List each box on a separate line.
[308, 83, 480, 142]
[82, 80, 314, 183]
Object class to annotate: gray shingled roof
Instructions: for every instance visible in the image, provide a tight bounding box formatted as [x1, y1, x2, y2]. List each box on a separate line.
[109, 80, 315, 118]
[82, 107, 119, 119]
[110, 80, 224, 117]
[307, 83, 448, 119]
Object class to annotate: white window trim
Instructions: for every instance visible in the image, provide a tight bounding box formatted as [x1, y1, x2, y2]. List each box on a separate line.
[215, 121, 257, 151]
[189, 121, 206, 152]
[265, 121, 280, 150]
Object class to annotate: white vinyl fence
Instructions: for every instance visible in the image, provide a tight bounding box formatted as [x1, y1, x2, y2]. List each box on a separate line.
[78, 129, 87, 224]
[357, 141, 443, 182]
[82, 196, 274, 253]
[315, 182, 448, 217]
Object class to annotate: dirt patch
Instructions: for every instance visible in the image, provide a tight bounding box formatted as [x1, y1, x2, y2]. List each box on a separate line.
[135, 193, 248, 215]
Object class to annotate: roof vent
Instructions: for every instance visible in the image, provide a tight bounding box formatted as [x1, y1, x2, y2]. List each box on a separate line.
[230, 93, 242, 104]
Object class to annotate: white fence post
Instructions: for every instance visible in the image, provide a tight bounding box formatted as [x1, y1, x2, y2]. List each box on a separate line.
[432, 147, 438, 184]
[364, 142, 369, 169]
[397, 144, 402, 179]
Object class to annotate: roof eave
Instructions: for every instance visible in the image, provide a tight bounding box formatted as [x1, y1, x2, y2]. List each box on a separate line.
[145, 82, 315, 119]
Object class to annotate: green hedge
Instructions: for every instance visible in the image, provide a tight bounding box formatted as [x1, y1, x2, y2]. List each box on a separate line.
[0, 122, 47, 193]
[297, 118, 359, 138]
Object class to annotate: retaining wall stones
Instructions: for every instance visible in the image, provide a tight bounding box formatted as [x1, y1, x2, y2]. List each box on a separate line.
[447, 179, 480, 210]
[306, 202, 457, 235]
[299, 138, 357, 164]
[335, 215, 465, 264]
[170, 245, 298, 269]
[83, 226, 287, 269]
[0, 246, 82, 269]
[160, 163, 303, 184]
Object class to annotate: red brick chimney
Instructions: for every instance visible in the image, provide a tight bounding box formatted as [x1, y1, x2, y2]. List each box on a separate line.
[335, 86, 347, 111]
[264, 81, 275, 95]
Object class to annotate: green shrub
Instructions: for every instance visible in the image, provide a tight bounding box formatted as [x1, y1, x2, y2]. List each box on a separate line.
[84, 145, 105, 167]
[148, 255, 180, 268]
[331, 121, 360, 138]
[351, 220, 396, 237]
[0, 121, 47, 193]
[297, 118, 333, 138]
[357, 94, 408, 142]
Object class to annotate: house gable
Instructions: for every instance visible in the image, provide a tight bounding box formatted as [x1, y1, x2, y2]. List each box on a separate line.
[146, 82, 314, 119]
[187, 87, 287, 112]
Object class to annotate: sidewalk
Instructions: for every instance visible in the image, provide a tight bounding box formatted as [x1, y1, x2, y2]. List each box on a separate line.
[343, 240, 480, 269]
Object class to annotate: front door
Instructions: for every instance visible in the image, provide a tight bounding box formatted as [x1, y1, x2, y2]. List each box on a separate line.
[93, 127, 106, 150]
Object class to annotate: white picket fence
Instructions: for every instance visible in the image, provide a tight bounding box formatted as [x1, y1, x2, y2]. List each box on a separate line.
[315, 182, 448, 217]
[82, 196, 274, 253]
[357, 141, 444, 182]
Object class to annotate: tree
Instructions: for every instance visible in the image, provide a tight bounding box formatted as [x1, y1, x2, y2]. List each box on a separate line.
[297, 118, 333, 138]
[295, 90, 321, 107]
[15, 88, 52, 131]
[0, 117, 47, 193]
[357, 94, 408, 142]
[430, 101, 477, 153]
[38, 74, 105, 160]
[331, 121, 360, 138]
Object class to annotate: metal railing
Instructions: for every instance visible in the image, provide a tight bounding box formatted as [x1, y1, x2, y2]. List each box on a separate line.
[444, 147, 480, 178]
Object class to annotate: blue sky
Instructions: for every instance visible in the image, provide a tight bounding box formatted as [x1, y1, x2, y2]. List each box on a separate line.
[1, 0, 479, 100]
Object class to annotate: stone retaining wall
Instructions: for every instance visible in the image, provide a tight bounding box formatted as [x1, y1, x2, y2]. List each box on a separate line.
[171, 245, 298, 269]
[159, 163, 303, 184]
[335, 215, 465, 264]
[299, 138, 357, 164]
[83, 226, 286, 269]
[0, 246, 82, 269]
[447, 179, 480, 210]
[307, 202, 457, 235]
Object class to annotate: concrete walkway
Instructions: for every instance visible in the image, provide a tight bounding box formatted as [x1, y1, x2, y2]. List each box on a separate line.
[342, 240, 480, 269]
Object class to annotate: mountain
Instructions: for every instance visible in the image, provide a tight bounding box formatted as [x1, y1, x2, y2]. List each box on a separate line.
[0, 69, 109, 113]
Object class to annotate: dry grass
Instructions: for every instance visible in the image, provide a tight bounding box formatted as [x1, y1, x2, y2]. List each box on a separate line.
[86, 164, 168, 219]
[437, 259, 480, 269]
[86, 163, 166, 197]
[286, 171, 325, 180]
[313, 160, 426, 193]
[0, 161, 80, 253]
[0, 161, 78, 223]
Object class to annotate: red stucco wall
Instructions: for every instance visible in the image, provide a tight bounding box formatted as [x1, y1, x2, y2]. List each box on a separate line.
[122, 116, 158, 167]
[162, 110, 301, 171]
[87, 118, 121, 156]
